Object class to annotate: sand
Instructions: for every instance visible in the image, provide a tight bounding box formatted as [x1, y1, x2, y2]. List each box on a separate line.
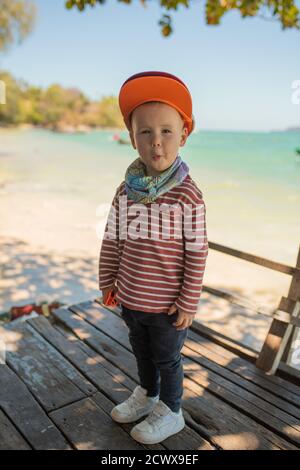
[1, 184, 296, 358]
[0, 124, 298, 362]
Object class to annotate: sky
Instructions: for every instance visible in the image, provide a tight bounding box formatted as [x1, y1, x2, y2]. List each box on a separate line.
[0, 0, 300, 131]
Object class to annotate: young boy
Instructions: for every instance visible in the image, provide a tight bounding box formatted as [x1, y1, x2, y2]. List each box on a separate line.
[99, 71, 209, 445]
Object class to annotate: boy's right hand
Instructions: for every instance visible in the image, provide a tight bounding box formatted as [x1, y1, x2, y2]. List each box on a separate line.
[102, 283, 117, 305]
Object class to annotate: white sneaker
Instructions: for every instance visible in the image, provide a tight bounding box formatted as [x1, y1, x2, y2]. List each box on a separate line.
[110, 386, 159, 424]
[130, 400, 185, 444]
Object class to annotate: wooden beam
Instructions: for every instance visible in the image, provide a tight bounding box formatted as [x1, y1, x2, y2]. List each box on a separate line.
[208, 241, 300, 276]
[202, 285, 273, 316]
[256, 297, 300, 375]
[272, 309, 300, 327]
[281, 245, 300, 363]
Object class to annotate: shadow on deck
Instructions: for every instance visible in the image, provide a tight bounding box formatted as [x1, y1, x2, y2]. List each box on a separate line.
[0, 299, 300, 450]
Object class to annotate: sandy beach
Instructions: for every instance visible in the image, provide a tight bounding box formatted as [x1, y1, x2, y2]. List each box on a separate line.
[0, 128, 299, 358]
[0, 181, 292, 354]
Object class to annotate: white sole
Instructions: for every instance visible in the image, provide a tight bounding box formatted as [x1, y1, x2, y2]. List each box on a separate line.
[111, 411, 150, 424]
[130, 419, 185, 444]
[111, 404, 158, 424]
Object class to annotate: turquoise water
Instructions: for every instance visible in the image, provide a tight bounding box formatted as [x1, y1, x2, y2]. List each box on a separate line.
[1, 128, 300, 263]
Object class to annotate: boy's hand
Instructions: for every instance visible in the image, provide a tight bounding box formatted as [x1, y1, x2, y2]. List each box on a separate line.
[102, 283, 117, 304]
[167, 303, 196, 330]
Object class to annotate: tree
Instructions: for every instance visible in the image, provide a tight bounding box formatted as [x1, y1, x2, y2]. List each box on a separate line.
[65, 0, 300, 33]
[0, 0, 36, 53]
[97, 95, 124, 128]
[0, 70, 125, 129]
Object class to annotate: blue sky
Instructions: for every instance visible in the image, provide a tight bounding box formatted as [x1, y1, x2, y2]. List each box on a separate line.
[1, 0, 299, 131]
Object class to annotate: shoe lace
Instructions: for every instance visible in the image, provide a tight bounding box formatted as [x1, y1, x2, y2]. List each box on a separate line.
[126, 392, 145, 411]
[145, 407, 166, 427]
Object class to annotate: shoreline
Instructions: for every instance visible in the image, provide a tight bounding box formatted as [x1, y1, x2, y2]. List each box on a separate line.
[0, 128, 298, 356]
[0, 124, 124, 134]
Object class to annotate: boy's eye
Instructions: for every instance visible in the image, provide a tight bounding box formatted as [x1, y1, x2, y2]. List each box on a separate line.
[141, 129, 171, 134]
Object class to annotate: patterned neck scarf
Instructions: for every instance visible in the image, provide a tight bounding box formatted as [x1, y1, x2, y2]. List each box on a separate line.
[125, 154, 189, 204]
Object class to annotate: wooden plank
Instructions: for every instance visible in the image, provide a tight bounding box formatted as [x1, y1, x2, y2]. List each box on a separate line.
[184, 331, 300, 419]
[28, 315, 139, 408]
[182, 355, 300, 447]
[257, 245, 300, 373]
[190, 318, 259, 358]
[28, 317, 167, 451]
[202, 288, 300, 326]
[273, 309, 300, 327]
[283, 245, 300, 364]
[91, 391, 166, 451]
[0, 365, 71, 449]
[202, 285, 274, 317]
[52, 307, 138, 381]
[279, 362, 300, 385]
[189, 318, 300, 393]
[49, 322, 213, 451]
[256, 297, 300, 374]
[75, 300, 300, 406]
[208, 241, 300, 276]
[182, 376, 297, 450]
[55, 324, 270, 448]
[53, 305, 296, 450]
[79, 303, 300, 448]
[70, 301, 300, 430]
[92, 392, 214, 451]
[53, 322, 138, 393]
[13, 321, 96, 397]
[50, 311, 216, 449]
[50, 397, 147, 450]
[1, 322, 92, 411]
[69, 301, 131, 344]
[192, 331, 300, 407]
[0, 410, 31, 450]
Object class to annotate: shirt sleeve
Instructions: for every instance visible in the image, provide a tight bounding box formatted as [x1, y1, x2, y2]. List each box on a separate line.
[175, 196, 209, 315]
[98, 186, 121, 290]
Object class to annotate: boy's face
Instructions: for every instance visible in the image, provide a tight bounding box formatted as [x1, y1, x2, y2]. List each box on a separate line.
[129, 102, 189, 177]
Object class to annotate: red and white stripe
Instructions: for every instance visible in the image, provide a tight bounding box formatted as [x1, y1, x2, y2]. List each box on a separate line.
[99, 175, 209, 315]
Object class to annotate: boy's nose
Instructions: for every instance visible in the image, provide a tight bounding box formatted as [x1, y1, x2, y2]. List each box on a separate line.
[151, 137, 162, 147]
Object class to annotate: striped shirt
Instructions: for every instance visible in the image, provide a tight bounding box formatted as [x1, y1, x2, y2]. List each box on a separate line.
[98, 174, 209, 315]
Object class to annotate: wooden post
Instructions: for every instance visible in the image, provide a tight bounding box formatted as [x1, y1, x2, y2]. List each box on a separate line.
[256, 245, 300, 374]
[282, 245, 300, 363]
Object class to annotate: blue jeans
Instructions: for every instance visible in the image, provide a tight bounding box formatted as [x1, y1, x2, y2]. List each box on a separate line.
[120, 304, 189, 413]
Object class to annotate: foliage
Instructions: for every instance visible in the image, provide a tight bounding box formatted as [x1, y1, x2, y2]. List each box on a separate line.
[65, 0, 300, 34]
[0, 71, 124, 129]
[0, 0, 36, 52]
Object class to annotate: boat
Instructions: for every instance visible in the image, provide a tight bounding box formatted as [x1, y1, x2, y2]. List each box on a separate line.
[112, 133, 130, 145]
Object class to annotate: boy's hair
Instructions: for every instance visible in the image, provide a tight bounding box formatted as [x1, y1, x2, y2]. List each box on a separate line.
[128, 100, 185, 131]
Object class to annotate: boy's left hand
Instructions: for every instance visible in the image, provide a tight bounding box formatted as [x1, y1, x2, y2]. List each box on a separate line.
[167, 303, 196, 330]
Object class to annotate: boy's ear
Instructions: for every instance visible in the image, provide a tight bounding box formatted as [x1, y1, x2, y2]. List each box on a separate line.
[180, 125, 189, 146]
[129, 129, 137, 149]
[191, 115, 195, 133]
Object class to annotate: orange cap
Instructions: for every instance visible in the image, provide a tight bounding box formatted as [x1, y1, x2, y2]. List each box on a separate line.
[118, 71, 195, 136]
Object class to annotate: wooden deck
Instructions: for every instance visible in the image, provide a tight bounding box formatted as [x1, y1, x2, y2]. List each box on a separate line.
[0, 299, 300, 450]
